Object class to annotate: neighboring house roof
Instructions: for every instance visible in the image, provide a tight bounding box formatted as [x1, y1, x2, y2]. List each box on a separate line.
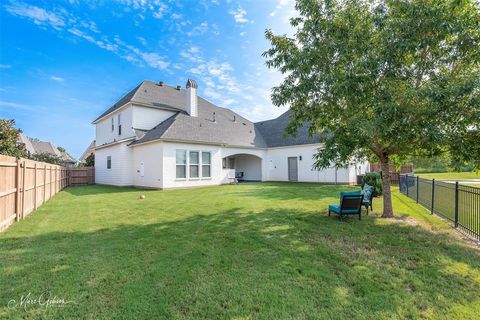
[80, 140, 96, 162]
[17, 134, 76, 163]
[18, 133, 36, 154]
[96, 80, 321, 149]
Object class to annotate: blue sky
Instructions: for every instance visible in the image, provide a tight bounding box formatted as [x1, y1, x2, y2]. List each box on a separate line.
[0, 0, 295, 158]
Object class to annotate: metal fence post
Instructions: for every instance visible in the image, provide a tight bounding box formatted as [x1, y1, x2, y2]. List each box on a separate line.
[416, 176, 419, 203]
[431, 178, 435, 214]
[454, 181, 459, 228]
[406, 176, 409, 198]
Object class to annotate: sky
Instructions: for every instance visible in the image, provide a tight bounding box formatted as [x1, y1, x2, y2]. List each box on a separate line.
[0, 0, 296, 159]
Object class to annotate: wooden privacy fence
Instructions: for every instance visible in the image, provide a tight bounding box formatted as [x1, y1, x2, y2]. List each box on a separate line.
[0, 155, 95, 231]
[70, 167, 95, 185]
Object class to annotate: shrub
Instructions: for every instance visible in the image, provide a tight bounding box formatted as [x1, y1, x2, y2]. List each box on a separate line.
[362, 172, 383, 196]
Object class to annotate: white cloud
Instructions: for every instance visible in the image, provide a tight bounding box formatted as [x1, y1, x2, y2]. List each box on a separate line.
[270, 0, 292, 17]
[4, 2, 65, 30]
[136, 36, 147, 46]
[0, 101, 35, 110]
[229, 6, 249, 24]
[140, 52, 169, 69]
[239, 31, 246, 36]
[187, 21, 209, 36]
[50, 76, 65, 82]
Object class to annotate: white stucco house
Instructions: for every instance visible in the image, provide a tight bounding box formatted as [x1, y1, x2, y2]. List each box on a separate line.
[93, 79, 368, 189]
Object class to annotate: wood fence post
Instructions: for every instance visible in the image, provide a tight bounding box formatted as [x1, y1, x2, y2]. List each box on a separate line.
[50, 166, 52, 198]
[34, 163, 37, 210]
[21, 160, 26, 219]
[15, 158, 21, 221]
[43, 164, 47, 203]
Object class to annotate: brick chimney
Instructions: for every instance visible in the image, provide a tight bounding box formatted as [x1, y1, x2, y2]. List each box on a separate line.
[185, 79, 198, 117]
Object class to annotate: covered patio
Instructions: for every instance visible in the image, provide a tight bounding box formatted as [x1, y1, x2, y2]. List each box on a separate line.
[222, 153, 262, 182]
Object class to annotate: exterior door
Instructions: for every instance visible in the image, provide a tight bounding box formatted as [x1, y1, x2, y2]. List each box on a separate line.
[288, 157, 298, 181]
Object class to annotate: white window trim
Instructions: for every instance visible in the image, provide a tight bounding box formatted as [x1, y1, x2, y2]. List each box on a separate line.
[189, 150, 200, 180]
[201, 151, 212, 179]
[175, 149, 187, 180]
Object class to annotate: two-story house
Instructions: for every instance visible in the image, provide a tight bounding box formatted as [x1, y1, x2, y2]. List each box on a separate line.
[93, 79, 368, 189]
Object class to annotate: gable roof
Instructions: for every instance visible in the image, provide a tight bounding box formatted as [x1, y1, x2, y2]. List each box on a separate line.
[255, 110, 321, 147]
[95, 80, 320, 149]
[93, 81, 185, 123]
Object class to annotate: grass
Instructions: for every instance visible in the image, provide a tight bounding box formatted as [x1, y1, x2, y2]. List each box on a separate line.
[415, 172, 480, 180]
[1, 182, 479, 319]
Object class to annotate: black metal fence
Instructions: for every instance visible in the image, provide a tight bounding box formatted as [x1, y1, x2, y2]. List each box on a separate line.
[399, 175, 480, 240]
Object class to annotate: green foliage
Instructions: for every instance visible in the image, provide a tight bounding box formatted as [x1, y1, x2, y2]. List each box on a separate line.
[0, 119, 26, 158]
[30, 152, 63, 165]
[84, 153, 95, 167]
[362, 172, 383, 196]
[264, 0, 480, 215]
[57, 146, 66, 153]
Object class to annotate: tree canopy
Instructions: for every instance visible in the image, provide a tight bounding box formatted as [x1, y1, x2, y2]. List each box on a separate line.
[0, 119, 26, 158]
[264, 0, 480, 216]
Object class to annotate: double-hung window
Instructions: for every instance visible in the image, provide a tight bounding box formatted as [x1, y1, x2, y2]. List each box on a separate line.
[202, 152, 211, 178]
[176, 150, 187, 179]
[118, 114, 122, 136]
[189, 151, 199, 178]
[111, 118, 114, 131]
[107, 156, 112, 169]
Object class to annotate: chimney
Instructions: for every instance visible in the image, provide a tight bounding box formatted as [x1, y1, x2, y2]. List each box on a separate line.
[185, 79, 198, 117]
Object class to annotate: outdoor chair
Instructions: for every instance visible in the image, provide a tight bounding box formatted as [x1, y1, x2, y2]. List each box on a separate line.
[361, 184, 375, 215]
[328, 192, 364, 220]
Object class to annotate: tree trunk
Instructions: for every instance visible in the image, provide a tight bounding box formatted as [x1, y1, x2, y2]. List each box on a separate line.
[380, 160, 394, 218]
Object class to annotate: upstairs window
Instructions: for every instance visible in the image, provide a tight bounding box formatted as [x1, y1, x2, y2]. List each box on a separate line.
[111, 118, 114, 131]
[202, 152, 211, 178]
[176, 150, 187, 179]
[189, 151, 199, 178]
[118, 114, 122, 135]
[107, 156, 112, 169]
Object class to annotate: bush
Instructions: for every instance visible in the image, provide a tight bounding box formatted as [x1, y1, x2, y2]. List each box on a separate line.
[362, 172, 383, 196]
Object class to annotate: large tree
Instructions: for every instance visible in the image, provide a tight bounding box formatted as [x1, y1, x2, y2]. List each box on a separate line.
[0, 119, 26, 158]
[264, 0, 480, 217]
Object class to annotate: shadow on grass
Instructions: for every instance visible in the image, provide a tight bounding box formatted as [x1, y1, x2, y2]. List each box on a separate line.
[232, 181, 362, 201]
[64, 185, 151, 197]
[1, 207, 479, 319]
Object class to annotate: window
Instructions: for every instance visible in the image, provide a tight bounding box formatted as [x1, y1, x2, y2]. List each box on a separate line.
[118, 114, 122, 135]
[111, 118, 114, 131]
[202, 152, 211, 178]
[189, 151, 199, 178]
[176, 150, 187, 179]
[222, 158, 227, 169]
[107, 156, 111, 169]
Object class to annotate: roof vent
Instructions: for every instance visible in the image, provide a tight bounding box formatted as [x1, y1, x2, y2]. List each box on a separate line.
[157, 81, 163, 86]
[176, 85, 181, 90]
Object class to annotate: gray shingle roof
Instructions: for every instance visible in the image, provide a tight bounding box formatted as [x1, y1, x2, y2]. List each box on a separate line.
[93, 81, 184, 123]
[97, 80, 320, 148]
[255, 110, 321, 147]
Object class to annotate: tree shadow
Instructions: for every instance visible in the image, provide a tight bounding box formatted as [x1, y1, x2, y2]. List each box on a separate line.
[64, 185, 152, 197]
[1, 206, 479, 319]
[233, 181, 362, 201]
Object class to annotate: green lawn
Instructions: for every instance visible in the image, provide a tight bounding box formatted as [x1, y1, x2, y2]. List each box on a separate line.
[1, 183, 479, 319]
[416, 171, 480, 180]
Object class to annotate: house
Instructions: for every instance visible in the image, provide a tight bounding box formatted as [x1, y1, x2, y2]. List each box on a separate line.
[79, 140, 96, 163]
[17, 133, 76, 167]
[93, 79, 368, 189]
